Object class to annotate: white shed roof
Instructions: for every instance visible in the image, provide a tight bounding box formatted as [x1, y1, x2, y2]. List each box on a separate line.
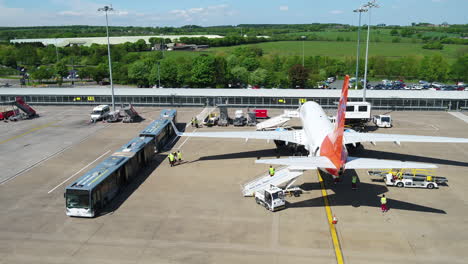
[10, 35, 224, 47]
[1, 87, 467, 99]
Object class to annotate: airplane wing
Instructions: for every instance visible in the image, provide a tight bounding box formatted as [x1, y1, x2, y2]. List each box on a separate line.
[345, 156, 437, 169]
[255, 156, 334, 170]
[344, 132, 468, 145]
[255, 156, 437, 170]
[172, 121, 307, 145]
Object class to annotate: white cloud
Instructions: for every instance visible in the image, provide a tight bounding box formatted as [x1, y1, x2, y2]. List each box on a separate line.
[279, 6, 288, 11]
[329, 10, 344, 15]
[169, 4, 232, 23]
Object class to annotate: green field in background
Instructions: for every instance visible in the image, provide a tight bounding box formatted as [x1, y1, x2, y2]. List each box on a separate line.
[208, 41, 464, 61]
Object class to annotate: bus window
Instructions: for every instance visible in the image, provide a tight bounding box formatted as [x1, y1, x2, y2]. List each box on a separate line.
[358, 106, 368, 112]
[346, 106, 354, 112]
[66, 190, 90, 209]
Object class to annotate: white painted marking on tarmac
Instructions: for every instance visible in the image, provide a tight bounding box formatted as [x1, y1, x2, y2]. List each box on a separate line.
[430, 124, 439, 131]
[448, 112, 468, 124]
[47, 150, 110, 194]
[176, 129, 197, 150]
[0, 124, 111, 186]
[177, 108, 206, 149]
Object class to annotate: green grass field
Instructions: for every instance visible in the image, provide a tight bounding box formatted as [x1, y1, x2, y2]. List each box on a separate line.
[208, 41, 464, 61]
[285, 29, 415, 43]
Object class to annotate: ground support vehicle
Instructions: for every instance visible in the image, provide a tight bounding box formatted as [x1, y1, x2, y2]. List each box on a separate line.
[254, 109, 269, 119]
[120, 104, 142, 123]
[256, 109, 298, 130]
[254, 185, 286, 212]
[90, 105, 110, 122]
[373, 115, 392, 128]
[218, 106, 230, 126]
[247, 112, 257, 126]
[204, 112, 219, 127]
[368, 169, 447, 189]
[233, 110, 246, 126]
[105, 111, 120, 122]
[0, 107, 18, 120]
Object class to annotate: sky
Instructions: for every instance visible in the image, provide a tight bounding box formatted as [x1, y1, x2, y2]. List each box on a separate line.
[0, 0, 467, 27]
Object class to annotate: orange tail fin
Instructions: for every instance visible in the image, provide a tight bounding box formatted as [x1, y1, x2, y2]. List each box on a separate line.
[320, 75, 350, 170]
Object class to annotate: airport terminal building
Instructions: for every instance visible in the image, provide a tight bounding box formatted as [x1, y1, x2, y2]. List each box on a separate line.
[1, 87, 468, 111]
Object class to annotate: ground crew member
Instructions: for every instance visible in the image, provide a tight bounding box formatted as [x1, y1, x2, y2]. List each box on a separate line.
[168, 153, 175, 167]
[351, 175, 358, 190]
[191, 117, 195, 127]
[194, 118, 199, 128]
[177, 150, 182, 163]
[173, 152, 178, 163]
[381, 194, 388, 212]
[269, 166, 275, 177]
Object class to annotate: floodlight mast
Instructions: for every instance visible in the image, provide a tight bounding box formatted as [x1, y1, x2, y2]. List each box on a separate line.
[98, 6, 115, 111]
[362, 0, 379, 101]
[353, 7, 368, 90]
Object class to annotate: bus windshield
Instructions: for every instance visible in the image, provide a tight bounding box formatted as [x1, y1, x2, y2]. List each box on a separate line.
[92, 110, 102, 115]
[66, 190, 89, 209]
[381, 117, 391, 122]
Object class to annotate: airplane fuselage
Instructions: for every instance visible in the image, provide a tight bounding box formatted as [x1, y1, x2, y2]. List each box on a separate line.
[299, 101, 348, 176]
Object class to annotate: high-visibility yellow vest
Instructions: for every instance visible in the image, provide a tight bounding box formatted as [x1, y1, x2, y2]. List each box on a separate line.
[381, 197, 387, 204]
[168, 154, 174, 161]
[177, 152, 182, 160]
[269, 168, 275, 175]
[352, 176, 357, 184]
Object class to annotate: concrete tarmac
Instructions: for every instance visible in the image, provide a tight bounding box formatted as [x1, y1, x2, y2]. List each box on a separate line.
[0, 107, 467, 263]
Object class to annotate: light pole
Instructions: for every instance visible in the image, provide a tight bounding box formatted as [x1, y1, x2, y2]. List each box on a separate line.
[157, 62, 161, 88]
[55, 38, 59, 63]
[362, 0, 379, 101]
[353, 7, 368, 90]
[301, 36, 306, 67]
[98, 6, 115, 111]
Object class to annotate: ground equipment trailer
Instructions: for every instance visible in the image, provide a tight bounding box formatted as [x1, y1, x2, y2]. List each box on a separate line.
[369, 169, 447, 189]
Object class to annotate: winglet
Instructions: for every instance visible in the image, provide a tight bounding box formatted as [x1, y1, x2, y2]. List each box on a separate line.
[170, 121, 183, 137]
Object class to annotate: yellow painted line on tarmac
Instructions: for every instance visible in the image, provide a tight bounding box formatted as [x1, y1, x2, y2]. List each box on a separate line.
[317, 171, 344, 264]
[0, 121, 59, 145]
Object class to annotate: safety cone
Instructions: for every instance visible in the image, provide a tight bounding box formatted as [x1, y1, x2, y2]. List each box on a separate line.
[332, 215, 338, 224]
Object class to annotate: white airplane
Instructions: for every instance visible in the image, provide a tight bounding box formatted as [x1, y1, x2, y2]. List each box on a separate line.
[171, 75, 468, 177]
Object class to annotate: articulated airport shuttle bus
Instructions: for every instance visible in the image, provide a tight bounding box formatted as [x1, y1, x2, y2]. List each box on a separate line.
[140, 109, 178, 153]
[65, 137, 155, 217]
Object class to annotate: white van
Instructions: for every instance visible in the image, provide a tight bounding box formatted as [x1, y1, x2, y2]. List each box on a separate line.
[90, 105, 110, 121]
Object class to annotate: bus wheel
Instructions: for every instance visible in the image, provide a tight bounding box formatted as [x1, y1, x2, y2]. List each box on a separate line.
[427, 183, 434, 189]
[396, 182, 404, 188]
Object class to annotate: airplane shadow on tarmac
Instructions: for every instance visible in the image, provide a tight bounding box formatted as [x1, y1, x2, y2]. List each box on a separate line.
[190, 147, 448, 214]
[289, 169, 447, 214]
[192, 148, 305, 163]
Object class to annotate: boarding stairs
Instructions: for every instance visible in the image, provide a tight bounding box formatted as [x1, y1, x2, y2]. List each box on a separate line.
[121, 104, 142, 123]
[196, 106, 216, 125]
[13, 97, 37, 118]
[241, 166, 303, 196]
[256, 110, 299, 130]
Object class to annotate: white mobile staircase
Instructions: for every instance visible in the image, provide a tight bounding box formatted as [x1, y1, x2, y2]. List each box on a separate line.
[241, 166, 304, 196]
[256, 109, 299, 130]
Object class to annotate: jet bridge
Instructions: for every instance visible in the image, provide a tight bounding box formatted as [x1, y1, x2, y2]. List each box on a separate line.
[241, 166, 303, 196]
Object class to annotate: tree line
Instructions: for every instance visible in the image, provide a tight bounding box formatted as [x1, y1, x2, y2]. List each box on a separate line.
[0, 41, 466, 88]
